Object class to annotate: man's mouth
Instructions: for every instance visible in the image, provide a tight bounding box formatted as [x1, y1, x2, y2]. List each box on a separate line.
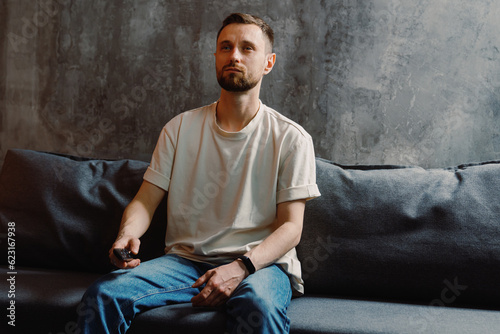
[224, 66, 243, 73]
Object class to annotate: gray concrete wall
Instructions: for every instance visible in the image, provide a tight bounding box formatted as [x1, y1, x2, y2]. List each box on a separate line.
[1, 0, 500, 169]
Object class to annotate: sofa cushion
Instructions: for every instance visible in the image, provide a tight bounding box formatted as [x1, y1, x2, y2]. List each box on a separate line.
[0, 267, 101, 334]
[287, 295, 500, 334]
[0, 149, 167, 273]
[298, 158, 500, 307]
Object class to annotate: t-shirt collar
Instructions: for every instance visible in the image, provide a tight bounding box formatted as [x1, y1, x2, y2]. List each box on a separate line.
[212, 100, 263, 139]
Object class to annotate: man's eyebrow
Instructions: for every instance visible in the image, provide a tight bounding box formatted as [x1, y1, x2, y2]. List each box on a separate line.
[241, 40, 258, 48]
[218, 40, 259, 48]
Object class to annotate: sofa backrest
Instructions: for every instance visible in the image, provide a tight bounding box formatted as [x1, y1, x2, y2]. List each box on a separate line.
[298, 158, 500, 308]
[0, 149, 167, 273]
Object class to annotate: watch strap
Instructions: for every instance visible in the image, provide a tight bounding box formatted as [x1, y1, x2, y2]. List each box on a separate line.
[238, 255, 256, 275]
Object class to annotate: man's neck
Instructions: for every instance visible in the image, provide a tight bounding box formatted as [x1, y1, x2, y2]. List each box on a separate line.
[216, 88, 261, 132]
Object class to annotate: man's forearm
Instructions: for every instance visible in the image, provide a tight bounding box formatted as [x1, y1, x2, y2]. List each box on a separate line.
[115, 180, 166, 241]
[116, 200, 153, 240]
[244, 199, 306, 272]
[245, 220, 302, 271]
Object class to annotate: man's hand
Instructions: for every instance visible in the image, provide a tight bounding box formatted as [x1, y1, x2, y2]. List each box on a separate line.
[191, 260, 248, 307]
[109, 236, 141, 269]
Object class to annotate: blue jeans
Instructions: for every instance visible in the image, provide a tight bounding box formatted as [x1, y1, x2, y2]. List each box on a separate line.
[77, 254, 292, 333]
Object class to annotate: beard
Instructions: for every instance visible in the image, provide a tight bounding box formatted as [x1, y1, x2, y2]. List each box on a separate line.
[216, 66, 260, 92]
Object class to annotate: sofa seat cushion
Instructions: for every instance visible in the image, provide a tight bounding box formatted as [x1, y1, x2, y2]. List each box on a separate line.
[299, 158, 500, 308]
[0, 266, 101, 334]
[287, 295, 500, 334]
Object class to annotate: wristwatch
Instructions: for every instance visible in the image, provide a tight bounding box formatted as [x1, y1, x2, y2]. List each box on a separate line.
[238, 255, 256, 275]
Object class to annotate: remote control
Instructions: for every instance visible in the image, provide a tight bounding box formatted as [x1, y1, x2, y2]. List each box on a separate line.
[113, 248, 138, 262]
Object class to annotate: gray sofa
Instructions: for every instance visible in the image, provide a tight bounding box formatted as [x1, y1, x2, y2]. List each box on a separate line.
[1, 148, 500, 334]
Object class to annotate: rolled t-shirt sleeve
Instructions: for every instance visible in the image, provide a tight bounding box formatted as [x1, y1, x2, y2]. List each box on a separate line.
[143, 120, 178, 192]
[276, 135, 321, 204]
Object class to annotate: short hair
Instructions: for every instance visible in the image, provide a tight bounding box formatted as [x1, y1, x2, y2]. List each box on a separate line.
[217, 13, 274, 50]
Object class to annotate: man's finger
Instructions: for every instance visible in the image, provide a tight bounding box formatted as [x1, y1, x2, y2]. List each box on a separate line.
[191, 283, 216, 306]
[128, 239, 141, 255]
[111, 257, 140, 269]
[192, 270, 212, 288]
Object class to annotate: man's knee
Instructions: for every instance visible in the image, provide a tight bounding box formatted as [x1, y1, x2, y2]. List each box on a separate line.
[78, 276, 117, 322]
[230, 278, 286, 316]
[227, 292, 287, 334]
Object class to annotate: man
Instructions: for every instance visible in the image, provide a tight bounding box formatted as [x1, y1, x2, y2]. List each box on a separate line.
[77, 13, 320, 334]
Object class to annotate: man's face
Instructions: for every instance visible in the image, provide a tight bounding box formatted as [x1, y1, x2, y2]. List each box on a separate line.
[215, 23, 274, 92]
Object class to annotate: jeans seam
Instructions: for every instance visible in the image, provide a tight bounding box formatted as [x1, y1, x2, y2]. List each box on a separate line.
[114, 284, 196, 332]
[130, 284, 196, 303]
[281, 270, 292, 333]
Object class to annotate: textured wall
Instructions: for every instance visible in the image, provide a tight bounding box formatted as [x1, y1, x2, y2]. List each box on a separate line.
[1, 0, 500, 169]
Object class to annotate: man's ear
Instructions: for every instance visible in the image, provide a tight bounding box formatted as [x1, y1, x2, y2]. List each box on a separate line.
[263, 53, 276, 75]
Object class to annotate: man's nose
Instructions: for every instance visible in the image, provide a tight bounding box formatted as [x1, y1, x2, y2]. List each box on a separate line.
[229, 48, 242, 62]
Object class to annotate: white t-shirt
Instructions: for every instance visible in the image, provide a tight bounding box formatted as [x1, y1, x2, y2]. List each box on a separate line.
[143, 101, 320, 294]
